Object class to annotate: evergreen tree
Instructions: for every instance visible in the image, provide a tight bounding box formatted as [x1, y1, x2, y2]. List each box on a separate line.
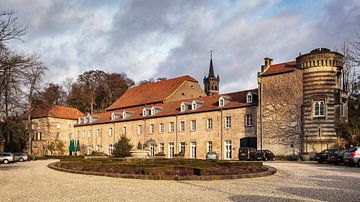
[113, 135, 133, 158]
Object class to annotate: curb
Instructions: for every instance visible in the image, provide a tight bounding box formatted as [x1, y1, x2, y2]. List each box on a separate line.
[48, 162, 276, 181]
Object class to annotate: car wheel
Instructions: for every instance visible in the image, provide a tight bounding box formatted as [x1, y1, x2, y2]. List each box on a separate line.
[357, 160, 360, 167]
[19, 158, 24, 162]
[318, 160, 323, 164]
[3, 159, 9, 164]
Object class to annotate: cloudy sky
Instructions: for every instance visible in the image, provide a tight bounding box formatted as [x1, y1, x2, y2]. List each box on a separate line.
[2, 0, 360, 93]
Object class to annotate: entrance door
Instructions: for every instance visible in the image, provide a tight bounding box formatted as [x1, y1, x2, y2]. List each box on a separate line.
[150, 143, 155, 157]
[224, 140, 232, 160]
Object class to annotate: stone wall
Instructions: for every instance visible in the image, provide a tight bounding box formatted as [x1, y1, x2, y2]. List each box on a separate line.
[31, 117, 77, 156]
[75, 105, 257, 160]
[258, 69, 303, 156]
[166, 80, 207, 102]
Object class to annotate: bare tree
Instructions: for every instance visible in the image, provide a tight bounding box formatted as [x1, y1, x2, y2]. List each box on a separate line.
[0, 10, 26, 48]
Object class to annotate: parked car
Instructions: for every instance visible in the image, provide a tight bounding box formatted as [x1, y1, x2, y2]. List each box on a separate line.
[255, 150, 275, 161]
[315, 149, 338, 163]
[238, 147, 256, 161]
[13, 153, 29, 162]
[206, 151, 218, 160]
[343, 147, 360, 167]
[328, 150, 346, 165]
[0, 152, 15, 164]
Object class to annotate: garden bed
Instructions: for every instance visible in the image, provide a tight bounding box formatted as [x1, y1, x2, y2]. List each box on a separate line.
[49, 158, 276, 180]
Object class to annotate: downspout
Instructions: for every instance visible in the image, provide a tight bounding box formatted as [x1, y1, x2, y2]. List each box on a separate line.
[258, 74, 263, 150]
[143, 118, 146, 149]
[175, 115, 178, 154]
[220, 109, 223, 160]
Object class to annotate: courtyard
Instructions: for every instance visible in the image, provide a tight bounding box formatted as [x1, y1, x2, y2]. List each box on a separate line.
[1, 160, 359, 201]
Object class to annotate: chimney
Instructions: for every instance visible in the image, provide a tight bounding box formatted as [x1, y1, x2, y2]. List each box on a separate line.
[264, 57, 273, 68]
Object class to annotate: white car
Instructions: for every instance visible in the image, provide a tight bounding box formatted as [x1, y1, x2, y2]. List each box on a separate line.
[343, 147, 360, 167]
[0, 152, 15, 164]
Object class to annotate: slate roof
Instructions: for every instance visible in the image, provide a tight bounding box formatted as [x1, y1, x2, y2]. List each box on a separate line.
[31, 105, 84, 120]
[106, 75, 198, 111]
[261, 61, 297, 76]
[76, 89, 258, 126]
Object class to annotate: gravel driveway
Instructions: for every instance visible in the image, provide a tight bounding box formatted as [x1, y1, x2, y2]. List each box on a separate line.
[1, 160, 359, 201]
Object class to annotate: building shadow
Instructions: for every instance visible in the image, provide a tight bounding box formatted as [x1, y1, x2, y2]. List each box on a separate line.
[229, 195, 300, 202]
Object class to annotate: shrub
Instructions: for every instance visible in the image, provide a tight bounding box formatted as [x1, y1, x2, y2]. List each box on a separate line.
[112, 135, 133, 158]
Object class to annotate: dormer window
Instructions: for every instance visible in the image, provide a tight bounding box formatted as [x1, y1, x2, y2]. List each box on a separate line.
[181, 103, 186, 112]
[150, 106, 162, 115]
[143, 108, 147, 116]
[142, 108, 152, 116]
[247, 92, 253, 103]
[219, 96, 231, 107]
[122, 111, 134, 119]
[180, 102, 192, 112]
[191, 100, 204, 110]
[219, 98, 224, 106]
[111, 112, 122, 121]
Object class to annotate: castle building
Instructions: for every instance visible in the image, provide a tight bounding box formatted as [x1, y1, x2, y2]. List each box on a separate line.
[31, 105, 84, 156]
[31, 47, 348, 159]
[257, 48, 348, 156]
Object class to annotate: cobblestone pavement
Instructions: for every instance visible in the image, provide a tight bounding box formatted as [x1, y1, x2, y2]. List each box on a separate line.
[1, 160, 359, 202]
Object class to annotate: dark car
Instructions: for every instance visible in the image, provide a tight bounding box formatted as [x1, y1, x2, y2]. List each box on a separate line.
[328, 150, 345, 165]
[315, 149, 338, 163]
[255, 150, 275, 161]
[238, 147, 256, 161]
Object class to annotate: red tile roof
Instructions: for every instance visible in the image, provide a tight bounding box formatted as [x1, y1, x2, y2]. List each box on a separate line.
[261, 61, 296, 76]
[106, 75, 198, 111]
[76, 89, 258, 126]
[31, 105, 84, 120]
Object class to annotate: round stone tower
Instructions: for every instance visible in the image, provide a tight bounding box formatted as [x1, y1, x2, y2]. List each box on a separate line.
[296, 48, 345, 152]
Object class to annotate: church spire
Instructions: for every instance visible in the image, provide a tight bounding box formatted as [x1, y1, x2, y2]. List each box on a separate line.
[208, 50, 215, 77]
[203, 50, 220, 96]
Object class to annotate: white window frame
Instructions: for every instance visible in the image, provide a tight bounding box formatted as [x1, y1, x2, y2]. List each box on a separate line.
[246, 92, 252, 103]
[179, 121, 185, 132]
[168, 122, 174, 133]
[219, 97, 225, 107]
[224, 140, 232, 160]
[314, 100, 325, 117]
[108, 128, 113, 137]
[207, 118, 213, 130]
[190, 120, 196, 132]
[159, 123, 164, 133]
[245, 114, 253, 127]
[168, 142, 174, 158]
[137, 125, 142, 135]
[192, 102, 196, 110]
[150, 124, 155, 134]
[190, 142, 197, 159]
[56, 122, 60, 129]
[180, 103, 186, 112]
[87, 130, 91, 138]
[207, 141, 213, 153]
[82, 130, 85, 139]
[225, 116, 231, 128]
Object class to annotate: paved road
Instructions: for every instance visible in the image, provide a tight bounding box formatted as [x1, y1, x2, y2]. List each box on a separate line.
[0, 160, 359, 202]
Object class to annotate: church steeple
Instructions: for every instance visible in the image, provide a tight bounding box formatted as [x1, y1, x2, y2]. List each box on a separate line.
[203, 50, 220, 96]
[208, 51, 215, 77]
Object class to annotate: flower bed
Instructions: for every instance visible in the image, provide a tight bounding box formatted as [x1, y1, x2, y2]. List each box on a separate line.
[55, 158, 267, 177]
